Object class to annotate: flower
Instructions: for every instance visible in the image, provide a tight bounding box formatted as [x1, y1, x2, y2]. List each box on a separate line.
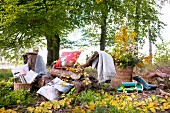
[108, 26, 140, 68]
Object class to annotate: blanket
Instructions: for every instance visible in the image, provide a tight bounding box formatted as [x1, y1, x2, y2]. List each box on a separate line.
[92, 51, 116, 83]
[35, 55, 47, 76]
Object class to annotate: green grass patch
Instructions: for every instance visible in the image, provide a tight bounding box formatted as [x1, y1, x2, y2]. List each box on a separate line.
[0, 69, 13, 80]
[0, 69, 35, 109]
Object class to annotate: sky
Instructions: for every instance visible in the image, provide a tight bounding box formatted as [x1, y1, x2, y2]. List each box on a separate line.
[160, 3, 170, 40]
[141, 3, 170, 55]
[39, 3, 170, 64]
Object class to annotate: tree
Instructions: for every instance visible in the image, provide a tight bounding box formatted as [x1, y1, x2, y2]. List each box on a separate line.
[74, 0, 125, 50]
[0, 0, 166, 66]
[0, 0, 80, 65]
[77, 0, 165, 52]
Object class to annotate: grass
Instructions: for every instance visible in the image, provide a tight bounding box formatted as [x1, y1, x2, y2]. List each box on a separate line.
[0, 69, 13, 80]
[0, 69, 35, 110]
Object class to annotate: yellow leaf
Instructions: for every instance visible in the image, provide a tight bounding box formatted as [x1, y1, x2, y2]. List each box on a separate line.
[163, 103, 170, 109]
[84, 104, 89, 108]
[150, 108, 156, 113]
[148, 102, 154, 108]
[61, 73, 66, 77]
[153, 100, 159, 106]
[60, 82, 67, 86]
[44, 102, 53, 109]
[139, 101, 146, 106]
[0, 107, 5, 112]
[41, 108, 49, 113]
[5, 109, 17, 113]
[53, 104, 60, 109]
[40, 102, 45, 107]
[65, 76, 70, 78]
[159, 98, 166, 103]
[110, 100, 118, 105]
[27, 107, 35, 113]
[165, 95, 168, 99]
[131, 94, 135, 98]
[95, 0, 103, 4]
[17, 100, 21, 104]
[88, 102, 95, 111]
[61, 94, 66, 98]
[48, 110, 52, 113]
[148, 98, 152, 102]
[151, 95, 156, 100]
[59, 100, 65, 107]
[72, 106, 80, 113]
[126, 96, 132, 101]
[160, 106, 165, 111]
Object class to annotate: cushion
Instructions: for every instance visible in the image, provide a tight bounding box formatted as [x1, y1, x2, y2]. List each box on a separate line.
[54, 51, 81, 68]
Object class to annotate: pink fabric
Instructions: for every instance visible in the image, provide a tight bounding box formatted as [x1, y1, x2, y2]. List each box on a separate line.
[54, 51, 81, 68]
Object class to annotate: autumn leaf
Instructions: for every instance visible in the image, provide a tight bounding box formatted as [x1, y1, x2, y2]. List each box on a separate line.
[51, 100, 60, 109]
[61, 94, 66, 98]
[126, 96, 132, 102]
[44, 102, 53, 109]
[148, 102, 154, 108]
[82, 78, 91, 85]
[34, 106, 43, 113]
[72, 106, 81, 113]
[95, 0, 103, 4]
[150, 108, 156, 113]
[131, 94, 135, 98]
[27, 107, 35, 113]
[159, 98, 166, 103]
[0, 107, 5, 112]
[163, 103, 170, 109]
[60, 82, 67, 86]
[138, 101, 146, 106]
[88, 102, 95, 111]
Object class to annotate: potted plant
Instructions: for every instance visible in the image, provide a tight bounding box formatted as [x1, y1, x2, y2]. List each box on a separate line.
[109, 26, 140, 68]
[108, 26, 141, 88]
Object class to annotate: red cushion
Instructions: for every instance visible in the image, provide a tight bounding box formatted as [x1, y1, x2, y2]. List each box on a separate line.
[54, 51, 81, 68]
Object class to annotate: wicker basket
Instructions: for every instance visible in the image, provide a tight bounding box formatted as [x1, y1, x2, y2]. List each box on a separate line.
[111, 66, 133, 88]
[14, 82, 33, 90]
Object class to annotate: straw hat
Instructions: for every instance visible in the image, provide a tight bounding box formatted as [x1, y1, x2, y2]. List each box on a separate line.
[26, 50, 39, 55]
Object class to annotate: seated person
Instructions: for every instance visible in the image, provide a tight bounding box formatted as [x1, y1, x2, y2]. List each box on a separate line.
[23, 50, 46, 76]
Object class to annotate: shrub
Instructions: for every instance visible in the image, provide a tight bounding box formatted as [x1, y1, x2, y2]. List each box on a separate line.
[154, 41, 170, 67]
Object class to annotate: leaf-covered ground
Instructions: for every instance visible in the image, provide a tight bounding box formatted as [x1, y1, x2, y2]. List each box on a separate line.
[0, 66, 170, 113]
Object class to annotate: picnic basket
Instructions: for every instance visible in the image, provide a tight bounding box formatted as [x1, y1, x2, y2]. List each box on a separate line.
[111, 66, 133, 88]
[14, 82, 33, 90]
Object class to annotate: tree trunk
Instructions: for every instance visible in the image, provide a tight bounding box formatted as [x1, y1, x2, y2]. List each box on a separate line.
[53, 34, 60, 62]
[47, 37, 53, 66]
[148, 25, 152, 63]
[100, 14, 107, 51]
[46, 34, 60, 66]
[149, 39, 152, 63]
[134, 0, 140, 55]
[134, 0, 140, 42]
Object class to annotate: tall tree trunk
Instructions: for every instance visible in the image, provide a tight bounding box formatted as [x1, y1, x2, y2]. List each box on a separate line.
[47, 37, 53, 66]
[53, 34, 60, 62]
[100, 13, 107, 51]
[149, 38, 152, 63]
[134, 0, 140, 42]
[134, 0, 140, 55]
[148, 25, 152, 63]
[46, 34, 60, 66]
